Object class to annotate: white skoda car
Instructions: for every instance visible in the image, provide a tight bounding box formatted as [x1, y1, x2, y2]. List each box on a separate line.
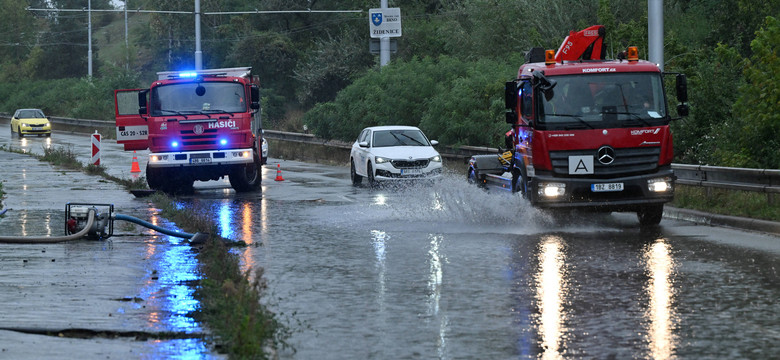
[350, 125, 443, 186]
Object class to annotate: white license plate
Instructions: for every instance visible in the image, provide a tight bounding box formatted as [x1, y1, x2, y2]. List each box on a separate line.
[190, 157, 212, 164]
[591, 182, 624, 192]
[401, 168, 422, 175]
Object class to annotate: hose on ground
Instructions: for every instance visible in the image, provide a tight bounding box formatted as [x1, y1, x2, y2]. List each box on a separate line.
[113, 214, 198, 240]
[0, 209, 96, 244]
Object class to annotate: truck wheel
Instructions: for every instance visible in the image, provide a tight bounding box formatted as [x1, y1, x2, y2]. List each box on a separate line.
[511, 168, 529, 199]
[637, 204, 664, 226]
[350, 159, 363, 186]
[229, 161, 261, 192]
[146, 164, 163, 190]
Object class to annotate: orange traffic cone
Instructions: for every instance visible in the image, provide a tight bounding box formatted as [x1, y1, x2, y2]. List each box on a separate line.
[274, 163, 285, 181]
[131, 151, 141, 173]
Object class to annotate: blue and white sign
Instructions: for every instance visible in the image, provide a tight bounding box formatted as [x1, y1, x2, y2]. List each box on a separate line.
[369, 7, 401, 38]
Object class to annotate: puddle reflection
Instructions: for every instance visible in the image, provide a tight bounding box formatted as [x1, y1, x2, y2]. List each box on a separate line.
[643, 239, 677, 359]
[140, 205, 209, 358]
[535, 235, 568, 360]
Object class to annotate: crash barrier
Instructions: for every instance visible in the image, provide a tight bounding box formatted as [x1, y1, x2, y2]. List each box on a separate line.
[5, 115, 778, 202]
[673, 164, 780, 205]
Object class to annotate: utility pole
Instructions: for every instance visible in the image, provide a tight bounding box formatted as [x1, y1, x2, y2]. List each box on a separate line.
[379, 0, 389, 67]
[194, 0, 202, 70]
[648, 0, 664, 71]
[88, 0, 92, 77]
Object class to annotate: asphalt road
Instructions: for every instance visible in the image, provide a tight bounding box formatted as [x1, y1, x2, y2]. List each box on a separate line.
[1, 124, 779, 359]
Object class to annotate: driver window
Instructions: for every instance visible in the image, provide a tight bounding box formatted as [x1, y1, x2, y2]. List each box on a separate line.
[521, 81, 533, 118]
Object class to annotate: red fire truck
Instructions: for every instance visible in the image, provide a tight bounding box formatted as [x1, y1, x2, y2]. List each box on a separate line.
[468, 26, 689, 225]
[115, 67, 264, 194]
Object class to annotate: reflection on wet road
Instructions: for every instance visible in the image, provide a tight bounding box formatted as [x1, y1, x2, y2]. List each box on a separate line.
[181, 166, 779, 359]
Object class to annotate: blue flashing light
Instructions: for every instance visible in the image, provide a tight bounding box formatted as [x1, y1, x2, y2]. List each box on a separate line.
[171, 141, 180, 148]
[219, 139, 228, 146]
[179, 71, 198, 78]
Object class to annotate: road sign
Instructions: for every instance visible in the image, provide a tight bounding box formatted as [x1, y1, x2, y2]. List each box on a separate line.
[369, 7, 401, 38]
[370, 38, 397, 54]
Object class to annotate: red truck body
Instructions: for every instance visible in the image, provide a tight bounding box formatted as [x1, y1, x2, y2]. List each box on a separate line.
[115, 67, 264, 193]
[468, 27, 688, 225]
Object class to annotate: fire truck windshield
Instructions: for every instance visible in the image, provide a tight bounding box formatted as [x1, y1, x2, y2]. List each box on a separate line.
[151, 82, 246, 116]
[539, 72, 667, 129]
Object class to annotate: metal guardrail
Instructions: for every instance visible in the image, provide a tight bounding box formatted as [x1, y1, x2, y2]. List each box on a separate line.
[7, 114, 778, 201]
[673, 164, 780, 203]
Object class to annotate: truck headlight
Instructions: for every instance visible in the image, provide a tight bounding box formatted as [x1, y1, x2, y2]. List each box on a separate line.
[538, 182, 566, 197]
[648, 177, 673, 192]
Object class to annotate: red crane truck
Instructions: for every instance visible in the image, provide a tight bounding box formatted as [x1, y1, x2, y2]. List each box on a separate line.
[468, 26, 689, 225]
[114, 67, 265, 194]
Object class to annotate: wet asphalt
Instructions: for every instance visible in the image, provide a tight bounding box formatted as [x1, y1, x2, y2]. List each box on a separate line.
[0, 125, 221, 358]
[2, 123, 780, 359]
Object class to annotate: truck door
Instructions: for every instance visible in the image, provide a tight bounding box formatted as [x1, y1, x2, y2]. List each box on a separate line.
[114, 89, 149, 151]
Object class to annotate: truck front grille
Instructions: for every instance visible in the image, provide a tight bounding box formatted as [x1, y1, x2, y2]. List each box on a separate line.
[181, 129, 218, 146]
[550, 147, 660, 178]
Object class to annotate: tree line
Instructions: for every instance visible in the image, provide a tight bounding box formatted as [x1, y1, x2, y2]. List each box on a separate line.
[0, 0, 778, 168]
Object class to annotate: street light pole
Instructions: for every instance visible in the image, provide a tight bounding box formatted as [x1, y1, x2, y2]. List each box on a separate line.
[194, 0, 202, 70]
[88, 0, 92, 77]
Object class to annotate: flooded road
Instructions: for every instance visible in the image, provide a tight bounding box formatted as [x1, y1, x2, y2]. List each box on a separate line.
[184, 162, 780, 359]
[2, 125, 779, 358]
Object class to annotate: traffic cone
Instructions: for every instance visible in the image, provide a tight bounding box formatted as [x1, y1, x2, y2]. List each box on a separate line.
[274, 163, 285, 181]
[131, 151, 141, 173]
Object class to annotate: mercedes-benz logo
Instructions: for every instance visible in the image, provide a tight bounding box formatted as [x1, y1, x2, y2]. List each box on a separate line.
[193, 124, 204, 135]
[597, 146, 616, 165]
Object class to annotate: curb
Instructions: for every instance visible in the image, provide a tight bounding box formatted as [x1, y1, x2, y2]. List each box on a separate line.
[665, 206, 780, 236]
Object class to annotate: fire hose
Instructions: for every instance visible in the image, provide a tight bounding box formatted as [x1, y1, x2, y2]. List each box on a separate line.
[0, 204, 208, 244]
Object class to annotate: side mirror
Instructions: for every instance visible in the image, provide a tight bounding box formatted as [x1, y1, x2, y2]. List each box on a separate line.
[250, 84, 260, 110]
[138, 89, 149, 116]
[505, 110, 517, 124]
[430, 140, 439, 146]
[505, 81, 518, 110]
[677, 104, 689, 117]
[676, 74, 688, 103]
[359, 141, 369, 148]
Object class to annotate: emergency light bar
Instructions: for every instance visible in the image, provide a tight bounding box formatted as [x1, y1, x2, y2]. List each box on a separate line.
[157, 67, 252, 80]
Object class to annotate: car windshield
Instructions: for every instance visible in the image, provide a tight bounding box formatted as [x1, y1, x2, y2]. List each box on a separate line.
[539, 72, 668, 130]
[372, 130, 429, 147]
[17, 110, 45, 118]
[150, 82, 246, 116]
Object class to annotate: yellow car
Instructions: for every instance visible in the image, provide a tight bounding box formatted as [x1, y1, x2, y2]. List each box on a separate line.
[10, 108, 51, 137]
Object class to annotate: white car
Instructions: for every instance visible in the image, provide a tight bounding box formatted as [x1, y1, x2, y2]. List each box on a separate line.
[350, 125, 443, 185]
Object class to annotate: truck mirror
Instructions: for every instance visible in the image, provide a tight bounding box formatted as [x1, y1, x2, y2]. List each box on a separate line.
[250, 84, 260, 110]
[677, 103, 689, 117]
[138, 89, 148, 115]
[676, 74, 688, 103]
[195, 84, 206, 96]
[505, 81, 517, 110]
[505, 110, 517, 124]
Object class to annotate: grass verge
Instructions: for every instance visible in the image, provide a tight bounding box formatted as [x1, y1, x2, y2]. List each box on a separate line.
[671, 185, 780, 222]
[3, 144, 289, 358]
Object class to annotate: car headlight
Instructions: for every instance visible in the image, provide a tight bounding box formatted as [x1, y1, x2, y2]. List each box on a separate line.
[429, 155, 441, 162]
[375, 156, 391, 164]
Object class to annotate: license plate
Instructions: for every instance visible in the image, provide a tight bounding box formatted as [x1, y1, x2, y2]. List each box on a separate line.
[401, 168, 422, 175]
[591, 182, 624, 192]
[190, 157, 212, 164]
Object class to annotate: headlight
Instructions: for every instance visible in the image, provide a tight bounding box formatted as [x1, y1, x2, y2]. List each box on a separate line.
[648, 177, 673, 192]
[375, 156, 391, 164]
[538, 182, 566, 197]
[429, 155, 442, 162]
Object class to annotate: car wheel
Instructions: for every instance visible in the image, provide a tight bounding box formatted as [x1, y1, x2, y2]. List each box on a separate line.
[350, 159, 363, 186]
[367, 162, 376, 187]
